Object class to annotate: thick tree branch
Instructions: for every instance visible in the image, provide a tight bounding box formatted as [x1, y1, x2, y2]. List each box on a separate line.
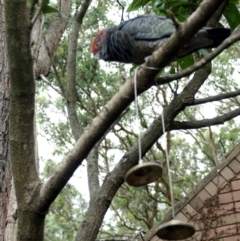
[169, 108, 240, 130]
[66, 0, 93, 141]
[87, 146, 100, 199]
[33, 0, 72, 78]
[30, 0, 44, 26]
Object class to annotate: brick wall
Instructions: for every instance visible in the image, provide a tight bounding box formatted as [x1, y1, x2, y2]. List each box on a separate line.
[149, 153, 240, 241]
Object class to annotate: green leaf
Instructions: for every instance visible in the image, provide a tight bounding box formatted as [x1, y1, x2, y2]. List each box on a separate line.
[42, 5, 59, 14]
[127, 0, 151, 12]
[223, 2, 240, 30]
[230, 0, 239, 4]
[170, 0, 197, 9]
[27, 0, 38, 3]
[177, 54, 194, 69]
[175, 6, 191, 21]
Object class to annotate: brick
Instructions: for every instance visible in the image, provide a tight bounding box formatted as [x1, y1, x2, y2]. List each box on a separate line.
[191, 220, 204, 231]
[231, 179, 240, 190]
[182, 204, 197, 219]
[237, 222, 240, 231]
[216, 238, 225, 241]
[236, 213, 240, 222]
[197, 189, 211, 203]
[201, 204, 218, 219]
[220, 213, 236, 226]
[202, 228, 215, 239]
[215, 224, 237, 238]
[234, 201, 240, 212]
[233, 190, 240, 201]
[235, 153, 240, 163]
[189, 196, 204, 211]
[223, 235, 240, 241]
[215, 203, 234, 217]
[218, 192, 233, 204]
[228, 158, 240, 174]
[213, 175, 227, 188]
[175, 211, 188, 221]
[205, 181, 218, 196]
[187, 231, 202, 241]
[221, 166, 235, 181]
[220, 183, 231, 193]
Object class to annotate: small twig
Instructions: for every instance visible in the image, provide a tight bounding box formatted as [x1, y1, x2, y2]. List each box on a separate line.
[175, 79, 179, 93]
[40, 74, 63, 95]
[50, 65, 65, 95]
[31, 0, 44, 27]
[167, 10, 181, 29]
[116, 0, 124, 23]
[140, 231, 145, 241]
[131, 230, 145, 241]
[168, 83, 177, 95]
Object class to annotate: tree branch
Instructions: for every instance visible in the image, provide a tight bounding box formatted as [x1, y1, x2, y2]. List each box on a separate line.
[33, 0, 72, 78]
[192, 89, 240, 105]
[30, 0, 44, 27]
[169, 107, 240, 130]
[66, 0, 93, 141]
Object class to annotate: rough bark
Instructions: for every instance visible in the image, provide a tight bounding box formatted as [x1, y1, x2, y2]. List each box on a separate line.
[87, 146, 100, 199]
[32, 0, 72, 79]
[66, 0, 93, 140]
[4, 0, 72, 240]
[0, 0, 15, 240]
[5, 0, 44, 239]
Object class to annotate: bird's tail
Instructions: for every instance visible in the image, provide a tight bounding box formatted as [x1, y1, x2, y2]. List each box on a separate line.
[205, 28, 231, 48]
[183, 28, 231, 56]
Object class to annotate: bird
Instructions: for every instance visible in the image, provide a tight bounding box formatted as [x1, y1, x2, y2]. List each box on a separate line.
[91, 15, 231, 65]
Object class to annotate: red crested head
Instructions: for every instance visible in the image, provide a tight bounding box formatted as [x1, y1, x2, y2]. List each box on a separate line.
[91, 30, 107, 54]
[91, 30, 101, 54]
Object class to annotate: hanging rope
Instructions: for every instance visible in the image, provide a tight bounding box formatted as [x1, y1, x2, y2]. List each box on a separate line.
[134, 67, 142, 163]
[161, 110, 175, 219]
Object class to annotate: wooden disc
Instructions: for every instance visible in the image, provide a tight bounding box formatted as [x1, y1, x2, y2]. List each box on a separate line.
[125, 162, 162, 187]
[156, 219, 195, 240]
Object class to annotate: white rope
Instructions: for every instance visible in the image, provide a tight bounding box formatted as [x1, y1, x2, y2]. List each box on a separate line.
[134, 67, 142, 163]
[134, 64, 175, 217]
[161, 110, 175, 219]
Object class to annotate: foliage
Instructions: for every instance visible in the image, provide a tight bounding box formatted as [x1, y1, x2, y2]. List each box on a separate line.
[42, 160, 87, 241]
[27, 0, 58, 14]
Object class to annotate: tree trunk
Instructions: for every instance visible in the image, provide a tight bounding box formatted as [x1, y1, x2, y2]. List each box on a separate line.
[0, 0, 17, 240]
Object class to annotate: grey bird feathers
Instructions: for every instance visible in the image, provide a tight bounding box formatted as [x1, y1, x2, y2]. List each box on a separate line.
[91, 15, 231, 65]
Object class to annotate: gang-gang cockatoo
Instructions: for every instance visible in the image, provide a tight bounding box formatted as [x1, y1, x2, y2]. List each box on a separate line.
[91, 15, 231, 65]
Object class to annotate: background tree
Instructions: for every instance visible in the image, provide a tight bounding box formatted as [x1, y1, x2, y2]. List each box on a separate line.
[1, 0, 240, 241]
